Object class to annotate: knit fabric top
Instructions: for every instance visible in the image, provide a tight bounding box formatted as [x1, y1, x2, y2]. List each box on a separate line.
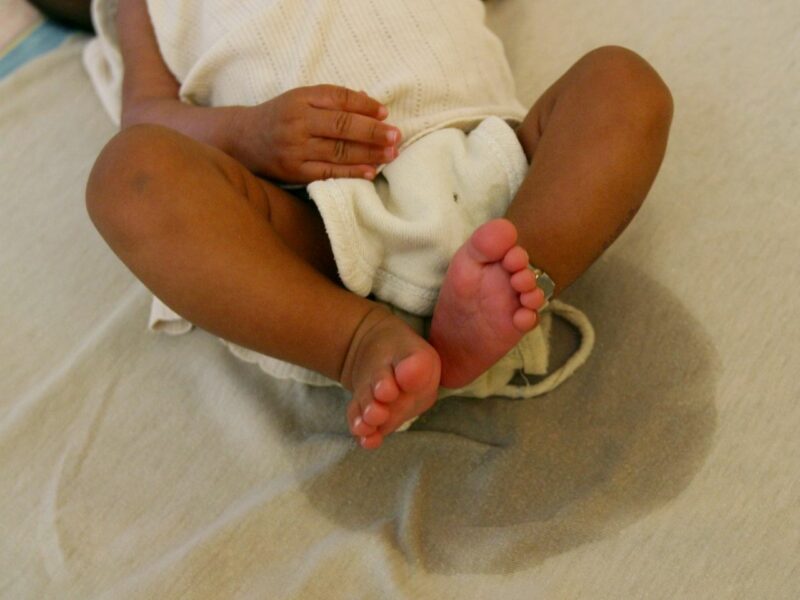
[145, 0, 528, 147]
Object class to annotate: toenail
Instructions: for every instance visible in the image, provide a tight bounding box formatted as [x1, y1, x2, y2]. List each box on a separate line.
[364, 403, 387, 422]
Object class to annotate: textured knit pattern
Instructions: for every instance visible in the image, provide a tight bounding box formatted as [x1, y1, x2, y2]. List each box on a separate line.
[145, 0, 528, 147]
[307, 115, 530, 315]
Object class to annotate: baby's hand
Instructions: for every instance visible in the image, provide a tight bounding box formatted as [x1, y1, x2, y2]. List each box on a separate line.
[232, 85, 401, 183]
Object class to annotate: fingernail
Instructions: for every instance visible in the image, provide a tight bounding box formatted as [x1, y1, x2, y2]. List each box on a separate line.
[364, 170, 375, 180]
[355, 416, 364, 429]
[378, 106, 388, 119]
[360, 436, 368, 447]
[384, 147, 395, 160]
[385, 130, 397, 143]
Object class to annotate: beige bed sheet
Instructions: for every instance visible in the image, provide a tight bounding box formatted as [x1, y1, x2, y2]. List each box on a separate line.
[1, 0, 798, 597]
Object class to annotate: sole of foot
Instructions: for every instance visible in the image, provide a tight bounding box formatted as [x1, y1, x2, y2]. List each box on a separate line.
[429, 218, 546, 389]
[343, 308, 441, 450]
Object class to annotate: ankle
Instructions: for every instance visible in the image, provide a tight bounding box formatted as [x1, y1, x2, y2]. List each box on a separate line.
[338, 304, 393, 390]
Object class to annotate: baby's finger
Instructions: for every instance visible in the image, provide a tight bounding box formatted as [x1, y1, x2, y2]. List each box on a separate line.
[300, 161, 377, 181]
[309, 109, 401, 147]
[308, 138, 397, 166]
[306, 84, 388, 119]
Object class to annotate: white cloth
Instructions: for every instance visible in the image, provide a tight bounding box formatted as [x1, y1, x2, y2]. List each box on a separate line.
[309, 115, 529, 315]
[85, 0, 528, 145]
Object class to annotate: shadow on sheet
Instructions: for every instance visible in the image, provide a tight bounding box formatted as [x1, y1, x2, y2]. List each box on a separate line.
[281, 256, 721, 574]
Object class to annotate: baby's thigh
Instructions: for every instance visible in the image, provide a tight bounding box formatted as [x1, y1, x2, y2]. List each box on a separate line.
[255, 180, 338, 280]
[90, 124, 265, 216]
[87, 124, 266, 252]
[88, 124, 336, 277]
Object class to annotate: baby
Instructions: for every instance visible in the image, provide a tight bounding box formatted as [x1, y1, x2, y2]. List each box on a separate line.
[85, 0, 673, 449]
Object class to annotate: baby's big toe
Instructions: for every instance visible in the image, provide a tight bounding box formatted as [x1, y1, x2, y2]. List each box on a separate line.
[467, 218, 518, 264]
[394, 348, 440, 394]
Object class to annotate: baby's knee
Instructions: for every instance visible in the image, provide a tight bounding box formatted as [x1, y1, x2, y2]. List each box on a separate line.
[579, 45, 674, 134]
[86, 124, 191, 246]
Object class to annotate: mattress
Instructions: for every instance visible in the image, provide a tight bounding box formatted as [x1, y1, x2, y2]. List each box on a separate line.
[1, 0, 798, 597]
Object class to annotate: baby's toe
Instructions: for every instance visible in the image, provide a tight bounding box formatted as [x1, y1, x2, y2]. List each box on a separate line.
[521, 288, 546, 310]
[376, 396, 417, 438]
[362, 401, 391, 426]
[373, 376, 400, 403]
[360, 431, 384, 450]
[467, 218, 518, 263]
[502, 245, 529, 272]
[353, 416, 377, 437]
[394, 348, 440, 394]
[512, 307, 538, 332]
[351, 368, 394, 428]
[510, 268, 536, 293]
[347, 401, 375, 436]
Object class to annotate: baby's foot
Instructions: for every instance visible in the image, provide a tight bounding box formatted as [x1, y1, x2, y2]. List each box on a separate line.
[429, 218, 546, 388]
[341, 306, 441, 450]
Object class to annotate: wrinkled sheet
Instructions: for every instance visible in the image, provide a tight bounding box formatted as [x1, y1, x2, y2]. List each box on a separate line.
[1, 0, 799, 596]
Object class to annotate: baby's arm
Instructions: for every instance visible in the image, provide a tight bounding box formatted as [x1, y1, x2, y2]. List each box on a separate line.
[117, 0, 241, 156]
[116, 0, 401, 183]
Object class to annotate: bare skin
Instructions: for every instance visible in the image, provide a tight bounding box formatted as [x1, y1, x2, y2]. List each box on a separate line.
[429, 219, 545, 389]
[87, 0, 673, 450]
[335, 45, 672, 449]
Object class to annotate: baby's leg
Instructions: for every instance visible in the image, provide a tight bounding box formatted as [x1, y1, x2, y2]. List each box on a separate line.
[429, 46, 673, 388]
[507, 45, 673, 293]
[86, 124, 439, 449]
